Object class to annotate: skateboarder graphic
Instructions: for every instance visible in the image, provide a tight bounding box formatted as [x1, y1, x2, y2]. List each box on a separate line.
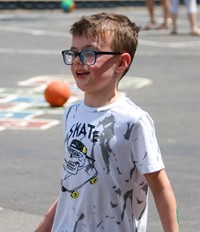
[61, 139, 98, 198]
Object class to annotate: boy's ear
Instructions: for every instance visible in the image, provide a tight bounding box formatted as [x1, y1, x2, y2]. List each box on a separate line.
[116, 53, 131, 73]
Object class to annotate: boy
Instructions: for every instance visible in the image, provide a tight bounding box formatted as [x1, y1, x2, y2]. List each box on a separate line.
[35, 13, 179, 231]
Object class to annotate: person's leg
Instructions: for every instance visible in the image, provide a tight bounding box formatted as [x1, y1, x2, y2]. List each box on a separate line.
[186, 0, 200, 35]
[170, 13, 178, 34]
[144, 0, 156, 29]
[161, 0, 170, 28]
[156, 0, 170, 29]
[170, 0, 179, 34]
[188, 13, 200, 35]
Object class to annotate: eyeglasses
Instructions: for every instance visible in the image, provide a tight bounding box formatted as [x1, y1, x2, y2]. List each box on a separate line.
[62, 50, 122, 66]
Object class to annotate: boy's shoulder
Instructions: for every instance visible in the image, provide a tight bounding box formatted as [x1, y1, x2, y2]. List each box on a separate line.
[114, 96, 147, 120]
[64, 100, 82, 113]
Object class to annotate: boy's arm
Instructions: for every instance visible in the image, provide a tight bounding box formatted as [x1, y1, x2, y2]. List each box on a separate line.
[144, 169, 179, 232]
[35, 198, 58, 232]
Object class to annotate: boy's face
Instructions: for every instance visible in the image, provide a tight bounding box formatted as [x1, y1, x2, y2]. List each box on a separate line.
[70, 35, 122, 95]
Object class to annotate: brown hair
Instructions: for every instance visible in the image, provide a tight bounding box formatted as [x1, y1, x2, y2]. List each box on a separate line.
[70, 13, 140, 77]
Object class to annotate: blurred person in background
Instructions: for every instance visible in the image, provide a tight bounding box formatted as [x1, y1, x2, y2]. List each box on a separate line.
[144, 0, 170, 29]
[170, 0, 200, 35]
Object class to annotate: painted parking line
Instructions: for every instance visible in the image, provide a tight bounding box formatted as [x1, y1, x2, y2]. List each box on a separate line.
[0, 111, 40, 119]
[0, 118, 60, 130]
[0, 102, 17, 110]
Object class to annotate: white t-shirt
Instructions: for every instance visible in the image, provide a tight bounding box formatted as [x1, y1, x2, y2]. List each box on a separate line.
[52, 96, 164, 232]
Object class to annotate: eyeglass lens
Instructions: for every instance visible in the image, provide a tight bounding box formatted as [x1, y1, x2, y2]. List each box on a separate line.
[81, 51, 96, 65]
[64, 50, 96, 65]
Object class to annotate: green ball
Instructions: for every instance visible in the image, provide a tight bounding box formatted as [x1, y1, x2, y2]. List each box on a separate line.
[61, 0, 74, 11]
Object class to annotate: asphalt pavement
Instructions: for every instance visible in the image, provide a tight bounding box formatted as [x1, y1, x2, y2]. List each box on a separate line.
[0, 5, 200, 232]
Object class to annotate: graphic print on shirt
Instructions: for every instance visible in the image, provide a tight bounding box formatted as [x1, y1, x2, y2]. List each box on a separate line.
[97, 115, 148, 223]
[61, 139, 98, 199]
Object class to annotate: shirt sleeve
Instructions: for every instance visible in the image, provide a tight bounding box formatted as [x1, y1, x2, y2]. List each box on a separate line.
[131, 113, 165, 174]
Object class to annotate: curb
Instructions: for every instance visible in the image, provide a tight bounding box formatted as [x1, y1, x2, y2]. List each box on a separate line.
[0, 0, 167, 10]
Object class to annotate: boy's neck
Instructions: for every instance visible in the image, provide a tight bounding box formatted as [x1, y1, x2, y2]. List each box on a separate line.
[84, 91, 121, 108]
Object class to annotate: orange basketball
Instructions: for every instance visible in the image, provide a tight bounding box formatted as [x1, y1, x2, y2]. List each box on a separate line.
[44, 81, 71, 107]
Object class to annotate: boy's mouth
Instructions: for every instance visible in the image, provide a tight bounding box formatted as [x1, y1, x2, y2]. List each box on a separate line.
[76, 71, 90, 78]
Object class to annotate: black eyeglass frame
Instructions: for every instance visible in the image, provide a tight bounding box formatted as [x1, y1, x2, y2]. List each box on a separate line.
[62, 50, 122, 66]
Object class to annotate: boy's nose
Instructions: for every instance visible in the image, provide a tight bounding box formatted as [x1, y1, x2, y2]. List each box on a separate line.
[73, 55, 83, 65]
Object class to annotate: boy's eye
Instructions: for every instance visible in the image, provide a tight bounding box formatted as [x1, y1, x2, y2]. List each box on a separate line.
[83, 52, 95, 58]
